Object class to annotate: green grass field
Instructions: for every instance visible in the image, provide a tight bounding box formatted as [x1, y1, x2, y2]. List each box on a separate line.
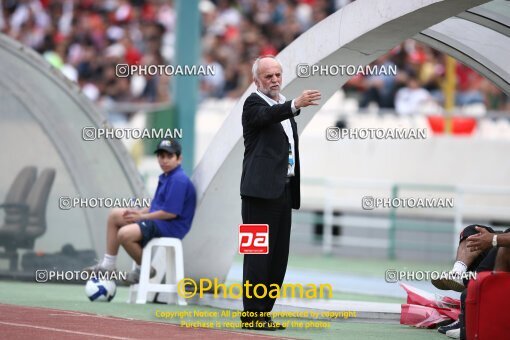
[0, 281, 447, 340]
[0, 255, 451, 339]
[233, 253, 451, 277]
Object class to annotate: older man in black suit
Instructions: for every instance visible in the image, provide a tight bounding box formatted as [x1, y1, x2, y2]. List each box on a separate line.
[240, 55, 321, 330]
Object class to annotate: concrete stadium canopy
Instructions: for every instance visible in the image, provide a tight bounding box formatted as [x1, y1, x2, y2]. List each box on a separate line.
[417, 2, 510, 95]
[0, 33, 145, 270]
[187, 0, 510, 282]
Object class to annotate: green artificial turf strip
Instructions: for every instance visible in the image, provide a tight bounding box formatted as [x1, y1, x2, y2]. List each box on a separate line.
[0, 281, 446, 340]
[233, 254, 450, 278]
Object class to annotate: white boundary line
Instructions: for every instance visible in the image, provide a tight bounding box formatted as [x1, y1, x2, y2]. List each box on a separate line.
[0, 321, 134, 339]
[0, 304, 289, 339]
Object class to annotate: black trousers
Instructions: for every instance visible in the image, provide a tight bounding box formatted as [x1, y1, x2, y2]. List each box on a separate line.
[241, 182, 292, 313]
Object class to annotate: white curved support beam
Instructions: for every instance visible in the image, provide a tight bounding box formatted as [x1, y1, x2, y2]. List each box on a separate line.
[417, 17, 510, 95]
[458, 0, 510, 37]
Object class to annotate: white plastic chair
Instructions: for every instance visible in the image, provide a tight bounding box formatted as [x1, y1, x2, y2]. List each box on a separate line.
[127, 237, 187, 305]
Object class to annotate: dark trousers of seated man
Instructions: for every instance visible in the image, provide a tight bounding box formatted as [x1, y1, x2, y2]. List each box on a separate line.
[458, 225, 510, 339]
[242, 183, 292, 317]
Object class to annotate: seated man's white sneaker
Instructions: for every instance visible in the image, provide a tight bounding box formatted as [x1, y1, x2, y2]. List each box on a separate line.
[431, 272, 466, 292]
[446, 327, 460, 339]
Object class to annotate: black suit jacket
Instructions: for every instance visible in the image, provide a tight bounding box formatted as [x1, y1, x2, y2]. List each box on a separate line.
[240, 92, 301, 209]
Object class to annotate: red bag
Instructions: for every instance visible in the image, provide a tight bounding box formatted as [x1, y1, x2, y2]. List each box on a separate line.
[401, 304, 450, 328]
[465, 271, 510, 340]
[400, 283, 460, 328]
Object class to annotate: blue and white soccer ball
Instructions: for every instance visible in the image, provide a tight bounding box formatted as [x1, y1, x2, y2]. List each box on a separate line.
[85, 278, 116, 302]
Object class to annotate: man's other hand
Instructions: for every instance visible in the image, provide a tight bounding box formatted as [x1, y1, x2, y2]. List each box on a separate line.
[466, 226, 493, 252]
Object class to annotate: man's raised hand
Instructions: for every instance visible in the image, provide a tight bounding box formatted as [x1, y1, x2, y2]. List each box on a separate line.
[295, 90, 321, 109]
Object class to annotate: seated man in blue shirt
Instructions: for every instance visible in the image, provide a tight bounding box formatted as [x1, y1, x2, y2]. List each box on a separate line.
[85, 139, 197, 283]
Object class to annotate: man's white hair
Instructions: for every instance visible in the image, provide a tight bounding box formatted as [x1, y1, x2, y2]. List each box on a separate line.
[252, 55, 283, 80]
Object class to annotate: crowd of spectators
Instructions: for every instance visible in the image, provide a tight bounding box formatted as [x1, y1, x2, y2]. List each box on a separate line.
[346, 41, 509, 114]
[1, 0, 508, 114]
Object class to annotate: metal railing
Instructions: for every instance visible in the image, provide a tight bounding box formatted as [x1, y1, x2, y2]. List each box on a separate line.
[297, 177, 510, 259]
